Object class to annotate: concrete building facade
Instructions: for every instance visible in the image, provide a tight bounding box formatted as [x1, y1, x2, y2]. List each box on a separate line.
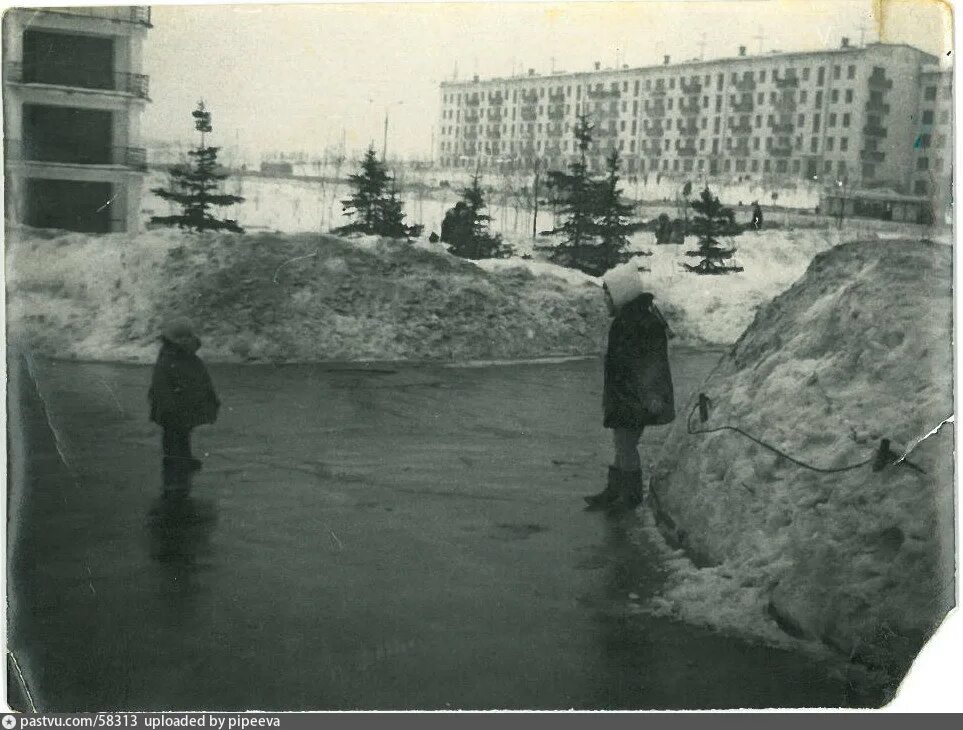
[438, 40, 949, 200]
[3, 6, 152, 233]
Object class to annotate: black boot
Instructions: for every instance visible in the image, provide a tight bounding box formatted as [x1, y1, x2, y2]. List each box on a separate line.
[606, 470, 644, 514]
[584, 467, 622, 510]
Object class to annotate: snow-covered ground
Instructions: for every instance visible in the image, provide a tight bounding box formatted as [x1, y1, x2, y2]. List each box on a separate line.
[648, 240, 954, 684]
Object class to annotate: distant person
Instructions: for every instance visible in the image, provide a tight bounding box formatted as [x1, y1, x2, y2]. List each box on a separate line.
[751, 201, 763, 231]
[149, 318, 220, 497]
[585, 265, 675, 513]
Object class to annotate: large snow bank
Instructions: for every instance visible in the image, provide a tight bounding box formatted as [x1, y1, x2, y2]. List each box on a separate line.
[649, 240, 954, 687]
[5, 226, 612, 364]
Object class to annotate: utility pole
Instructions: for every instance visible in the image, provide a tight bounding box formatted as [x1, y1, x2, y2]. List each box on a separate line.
[382, 111, 389, 161]
[532, 159, 541, 240]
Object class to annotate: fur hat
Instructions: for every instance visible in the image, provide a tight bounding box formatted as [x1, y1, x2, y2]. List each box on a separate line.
[602, 263, 648, 308]
[161, 317, 200, 350]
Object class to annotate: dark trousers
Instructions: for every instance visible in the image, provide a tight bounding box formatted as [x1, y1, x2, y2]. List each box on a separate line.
[162, 426, 193, 488]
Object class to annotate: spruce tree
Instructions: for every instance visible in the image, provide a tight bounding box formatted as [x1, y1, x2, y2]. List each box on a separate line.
[445, 175, 513, 259]
[337, 145, 390, 234]
[683, 186, 744, 274]
[541, 114, 597, 271]
[150, 101, 244, 233]
[335, 146, 421, 239]
[377, 187, 423, 239]
[593, 149, 647, 274]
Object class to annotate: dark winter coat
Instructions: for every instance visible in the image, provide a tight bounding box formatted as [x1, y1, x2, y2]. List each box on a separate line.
[149, 338, 220, 429]
[603, 294, 675, 430]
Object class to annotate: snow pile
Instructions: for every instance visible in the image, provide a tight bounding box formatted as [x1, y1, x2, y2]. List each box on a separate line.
[649, 240, 954, 684]
[5, 226, 614, 363]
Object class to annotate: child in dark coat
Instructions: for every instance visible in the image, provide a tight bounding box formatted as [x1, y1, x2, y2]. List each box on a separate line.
[149, 318, 220, 496]
[585, 264, 675, 513]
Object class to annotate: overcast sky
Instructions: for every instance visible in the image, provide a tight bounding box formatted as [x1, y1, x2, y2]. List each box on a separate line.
[136, 0, 952, 160]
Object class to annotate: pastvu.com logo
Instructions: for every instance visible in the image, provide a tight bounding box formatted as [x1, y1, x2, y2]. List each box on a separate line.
[3, 715, 18, 729]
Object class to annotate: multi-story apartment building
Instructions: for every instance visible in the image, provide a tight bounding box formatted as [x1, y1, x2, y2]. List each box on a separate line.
[438, 39, 949, 199]
[3, 6, 152, 233]
[911, 65, 953, 221]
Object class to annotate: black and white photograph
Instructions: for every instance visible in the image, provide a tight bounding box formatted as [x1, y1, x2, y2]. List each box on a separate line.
[2, 0, 957, 712]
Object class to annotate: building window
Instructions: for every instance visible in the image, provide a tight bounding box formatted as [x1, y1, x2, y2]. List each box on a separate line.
[917, 157, 929, 170]
[798, 113, 805, 126]
[815, 90, 823, 106]
[764, 159, 771, 172]
[915, 180, 929, 195]
[753, 137, 760, 149]
[757, 92, 764, 104]
[813, 113, 821, 132]
[824, 160, 832, 173]
[840, 137, 848, 151]
[833, 65, 841, 80]
[828, 113, 837, 127]
[800, 90, 808, 104]
[845, 89, 853, 103]
[843, 113, 851, 127]
[940, 110, 950, 124]
[827, 137, 835, 151]
[755, 114, 762, 127]
[924, 85, 937, 100]
[923, 110, 935, 124]
[817, 67, 825, 85]
[792, 159, 801, 173]
[669, 78, 675, 89]
[847, 65, 856, 79]
[810, 137, 818, 152]
[759, 70, 766, 82]
[831, 89, 839, 103]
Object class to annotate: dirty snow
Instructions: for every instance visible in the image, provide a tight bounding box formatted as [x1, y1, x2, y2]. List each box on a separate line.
[648, 240, 954, 685]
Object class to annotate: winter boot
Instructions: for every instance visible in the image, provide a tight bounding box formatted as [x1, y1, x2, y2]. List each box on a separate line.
[606, 470, 644, 514]
[584, 467, 622, 510]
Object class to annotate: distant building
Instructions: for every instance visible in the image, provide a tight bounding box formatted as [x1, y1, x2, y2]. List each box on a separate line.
[820, 187, 932, 224]
[911, 65, 953, 223]
[3, 6, 152, 233]
[438, 39, 952, 214]
[260, 161, 294, 176]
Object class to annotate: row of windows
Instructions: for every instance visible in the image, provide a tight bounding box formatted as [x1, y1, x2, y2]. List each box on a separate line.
[442, 133, 857, 156]
[441, 63, 865, 105]
[441, 87, 865, 124]
[440, 108, 858, 138]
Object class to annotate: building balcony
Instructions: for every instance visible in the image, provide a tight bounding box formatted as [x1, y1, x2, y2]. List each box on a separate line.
[731, 100, 753, 113]
[463, 128, 479, 139]
[770, 145, 792, 157]
[679, 123, 700, 136]
[732, 145, 752, 157]
[860, 149, 885, 162]
[868, 73, 893, 90]
[486, 112, 503, 123]
[464, 112, 480, 123]
[865, 99, 891, 114]
[775, 75, 800, 89]
[676, 144, 697, 157]
[5, 61, 150, 100]
[520, 91, 539, 104]
[486, 129, 502, 139]
[489, 95, 505, 106]
[863, 124, 888, 138]
[775, 98, 797, 112]
[547, 107, 566, 120]
[679, 101, 701, 114]
[36, 6, 152, 27]
[650, 86, 667, 97]
[681, 80, 702, 94]
[586, 87, 620, 100]
[730, 122, 753, 134]
[465, 97, 481, 107]
[520, 110, 538, 123]
[647, 105, 667, 118]
[645, 125, 665, 137]
[734, 77, 756, 92]
[548, 91, 566, 102]
[6, 139, 147, 170]
[770, 122, 793, 133]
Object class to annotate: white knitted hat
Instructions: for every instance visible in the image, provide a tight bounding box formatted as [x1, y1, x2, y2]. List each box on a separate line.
[602, 263, 647, 308]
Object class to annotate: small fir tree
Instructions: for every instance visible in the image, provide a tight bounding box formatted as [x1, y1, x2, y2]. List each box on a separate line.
[683, 186, 744, 274]
[444, 175, 513, 259]
[377, 187, 423, 239]
[337, 145, 390, 234]
[150, 101, 244, 233]
[335, 146, 421, 239]
[593, 149, 648, 274]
